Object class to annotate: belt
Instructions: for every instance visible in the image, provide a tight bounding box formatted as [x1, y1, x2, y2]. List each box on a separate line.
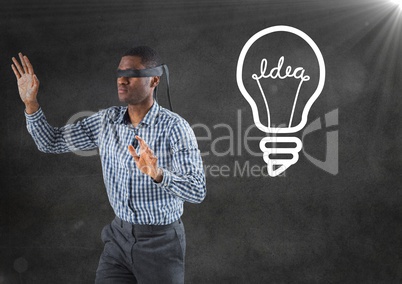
[114, 216, 182, 232]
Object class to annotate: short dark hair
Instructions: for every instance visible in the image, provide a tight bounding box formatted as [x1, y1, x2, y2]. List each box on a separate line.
[123, 46, 161, 68]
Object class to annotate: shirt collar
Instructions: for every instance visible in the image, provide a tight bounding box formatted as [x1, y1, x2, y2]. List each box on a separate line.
[118, 101, 160, 126]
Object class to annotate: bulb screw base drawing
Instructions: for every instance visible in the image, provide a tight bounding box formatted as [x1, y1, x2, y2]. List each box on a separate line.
[259, 136, 303, 177]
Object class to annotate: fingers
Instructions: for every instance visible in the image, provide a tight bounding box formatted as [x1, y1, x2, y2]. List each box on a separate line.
[11, 64, 21, 79]
[135, 136, 154, 155]
[33, 74, 40, 86]
[131, 136, 156, 159]
[135, 135, 147, 147]
[32, 74, 40, 91]
[128, 138, 159, 178]
[24, 55, 35, 75]
[18, 52, 29, 74]
[11, 52, 34, 76]
[128, 145, 140, 161]
[12, 56, 24, 77]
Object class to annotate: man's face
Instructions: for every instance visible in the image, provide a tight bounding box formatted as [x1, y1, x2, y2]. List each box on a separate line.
[117, 56, 156, 105]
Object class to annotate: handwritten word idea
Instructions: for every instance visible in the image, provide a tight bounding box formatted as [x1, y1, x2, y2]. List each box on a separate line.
[252, 56, 310, 88]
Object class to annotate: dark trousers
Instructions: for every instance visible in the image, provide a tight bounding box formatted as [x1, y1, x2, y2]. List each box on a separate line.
[95, 216, 186, 284]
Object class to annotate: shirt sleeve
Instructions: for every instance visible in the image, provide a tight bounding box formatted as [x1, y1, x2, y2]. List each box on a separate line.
[156, 119, 207, 204]
[25, 108, 102, 154]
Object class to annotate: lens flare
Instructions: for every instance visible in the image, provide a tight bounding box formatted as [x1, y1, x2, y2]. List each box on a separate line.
[390, 0, 402, 9]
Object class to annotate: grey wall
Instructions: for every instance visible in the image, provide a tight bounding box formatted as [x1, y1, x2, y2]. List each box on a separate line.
[1, 0, 402, 283]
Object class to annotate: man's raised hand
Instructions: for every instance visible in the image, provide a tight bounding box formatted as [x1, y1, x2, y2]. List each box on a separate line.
[11, 53, 40, 114]
[128, 136, 163, 183]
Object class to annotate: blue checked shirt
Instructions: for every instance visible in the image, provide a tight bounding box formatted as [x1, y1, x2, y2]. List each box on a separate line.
[25, 102, 206, 225]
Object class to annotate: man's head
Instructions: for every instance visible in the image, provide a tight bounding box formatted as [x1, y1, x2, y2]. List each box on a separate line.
[117, 46, 161, 106]
[122, 46, 161, 68]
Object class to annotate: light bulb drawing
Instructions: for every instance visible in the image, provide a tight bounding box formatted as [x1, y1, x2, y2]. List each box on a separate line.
[236, 26, 326, 177]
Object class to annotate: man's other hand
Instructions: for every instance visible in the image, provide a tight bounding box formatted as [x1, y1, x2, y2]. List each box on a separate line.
[11, 52, 40, 114]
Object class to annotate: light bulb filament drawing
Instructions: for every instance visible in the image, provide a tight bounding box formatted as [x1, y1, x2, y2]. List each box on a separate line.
[251, 56, 311, 128]
[237, 26, 326, 177]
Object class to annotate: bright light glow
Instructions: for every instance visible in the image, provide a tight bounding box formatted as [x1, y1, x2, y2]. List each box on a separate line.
[390, 0, 402, 9]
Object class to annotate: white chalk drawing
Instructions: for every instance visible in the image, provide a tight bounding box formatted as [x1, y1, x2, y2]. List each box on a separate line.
[236, 25, 327, 177]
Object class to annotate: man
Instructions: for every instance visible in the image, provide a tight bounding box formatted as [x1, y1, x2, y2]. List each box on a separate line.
[11, 46, 206, 283]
